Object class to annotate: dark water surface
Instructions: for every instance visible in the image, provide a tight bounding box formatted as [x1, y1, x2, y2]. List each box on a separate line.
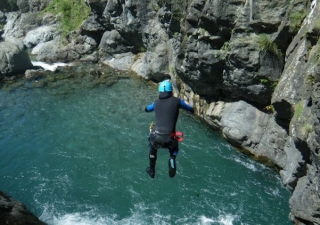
[0, 64, 291, 225]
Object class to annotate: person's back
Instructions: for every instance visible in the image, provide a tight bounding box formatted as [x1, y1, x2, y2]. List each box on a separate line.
[153, 91, 180, 134]
[145, 80, 194, 178]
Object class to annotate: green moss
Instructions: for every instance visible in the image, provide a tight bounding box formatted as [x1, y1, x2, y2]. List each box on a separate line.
[256, 34, 282, 58]
[43, 0, 90, 38]
[302, 123, 313, 137]
[260, 79, 268, 84]
[305, 75, 314, 85]
[216, 41, 230, 60]
[271, 80, 278, 90]
[264, 105, 274, 113]
[314, 18, 320, 35]
[292, 101, 303, 121]
[309, 41, 320, 63]
[289, 10, 308, 33]
[139, 46, 147, 52]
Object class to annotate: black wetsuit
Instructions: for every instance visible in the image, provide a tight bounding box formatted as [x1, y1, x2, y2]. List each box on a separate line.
[145, 92, 194, 178]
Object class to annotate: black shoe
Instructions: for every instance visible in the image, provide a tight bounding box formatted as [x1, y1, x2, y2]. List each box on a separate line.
[168, 157, 176, 178]
[146, 166, 155, 178]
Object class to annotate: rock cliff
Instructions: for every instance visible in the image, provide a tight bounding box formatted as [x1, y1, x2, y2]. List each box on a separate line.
[1, 0, 320, 224]
[0, 191, 46, 225]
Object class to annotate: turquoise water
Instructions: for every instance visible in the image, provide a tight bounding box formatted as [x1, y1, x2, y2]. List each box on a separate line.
[0, 66, 291, 225]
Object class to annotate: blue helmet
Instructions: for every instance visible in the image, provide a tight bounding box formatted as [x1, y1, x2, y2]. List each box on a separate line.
[158, 80, 173, 92]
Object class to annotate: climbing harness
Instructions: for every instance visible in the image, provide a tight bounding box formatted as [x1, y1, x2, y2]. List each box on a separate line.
[149, 121, 184, 142]
[149, 121, 155, 134]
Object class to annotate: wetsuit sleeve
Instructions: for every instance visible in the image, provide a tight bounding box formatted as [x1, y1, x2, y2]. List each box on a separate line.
[145, 102, 155, 112]
[179, 99, 194, 113]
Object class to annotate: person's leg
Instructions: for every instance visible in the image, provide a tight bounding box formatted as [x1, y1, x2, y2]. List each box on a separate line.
[146, 135, 158, 178]
[147, 147, 157, 178]
[168, 140, 179, 178]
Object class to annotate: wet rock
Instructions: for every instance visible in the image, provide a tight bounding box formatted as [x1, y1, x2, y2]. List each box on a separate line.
[0, 39, 33, 77]
[0, 191, 46, 225]
[23, 25, 58, 48]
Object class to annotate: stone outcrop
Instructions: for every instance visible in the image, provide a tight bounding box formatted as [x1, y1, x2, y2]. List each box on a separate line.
[0, 191, 46, 225]
[1, 0, 320, 224]
[0, 38, 33, 77]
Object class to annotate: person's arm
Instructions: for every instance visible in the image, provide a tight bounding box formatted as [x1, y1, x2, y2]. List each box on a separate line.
[179, 99, 194, 113]
[145, 102, 155, 112]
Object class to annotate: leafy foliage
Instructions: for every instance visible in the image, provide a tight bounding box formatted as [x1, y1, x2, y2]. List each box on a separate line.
[289, 10, 307, 33]
[43, 0, 90, 38]
[256, 34, 282, 58]
[292, 101, 303, 121]
[314, 18, 320, 35]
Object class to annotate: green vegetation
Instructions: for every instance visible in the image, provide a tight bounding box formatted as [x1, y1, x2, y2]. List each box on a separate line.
[221, 41, 230, 51]
[264, 105, 274, 114]
[291, 100, 313, 138]
[260, 79, 268, 84]
[302, 123, 313, 137]
[289, 10, 308, 33]
[292, 101, 303, 121]
[139, 46, 147, 52]
[316, 52, 320, 61]
[309, 41, 320, 63]
[157, 0, 187, 23]
[43, 0, 90, 38]
[305, 75, 314, 85]
[258, 78, 278, 91]
[271, 80, 278, 90]
[172, 7, 183, 23]
[256, 34, 282, 58]
[217, 41, 230, 60]
[314, 18, 320, 35]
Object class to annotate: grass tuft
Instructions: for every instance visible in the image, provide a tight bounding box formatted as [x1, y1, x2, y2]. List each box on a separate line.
[43, 0, 90, 38]
[256, 34, 282, 58]
[289, 10, 308, 33]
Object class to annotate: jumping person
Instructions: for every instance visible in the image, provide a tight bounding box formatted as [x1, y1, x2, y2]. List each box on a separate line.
[145, 79, 194, 178]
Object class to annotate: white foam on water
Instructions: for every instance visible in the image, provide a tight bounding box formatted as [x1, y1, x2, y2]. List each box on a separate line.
[217, 214, 236, 225]
[31, 61, 72, 72]
[199, 214, 237, 225]
[199, 215, 215, 224]
[40, 208, 139, 225]
[233, 157, 258, 172]
[39, 201, 238, 225]
[39, 202, 172, 225]
[266, 186, 281, 198]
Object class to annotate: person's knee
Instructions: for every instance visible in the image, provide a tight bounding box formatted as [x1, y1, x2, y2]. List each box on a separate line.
[169, 148, 179, 157]
[173, 149, 178, 156]
[149, 153, 156, 160]
[149, 149, 157, 164]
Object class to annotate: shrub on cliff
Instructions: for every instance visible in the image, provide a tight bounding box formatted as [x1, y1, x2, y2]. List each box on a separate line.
[42, 0, 90, 38]
[256, 34, 282, 58]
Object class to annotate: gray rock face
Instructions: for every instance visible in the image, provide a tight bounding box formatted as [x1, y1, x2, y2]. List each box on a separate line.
[0, 191, 46, 225]
[16, 0, 51, 13]
[289, 169, 320, 225]
[217, 100, 271, 148]
[0, 39, 33, 77]
[23, 25, 57, 48]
